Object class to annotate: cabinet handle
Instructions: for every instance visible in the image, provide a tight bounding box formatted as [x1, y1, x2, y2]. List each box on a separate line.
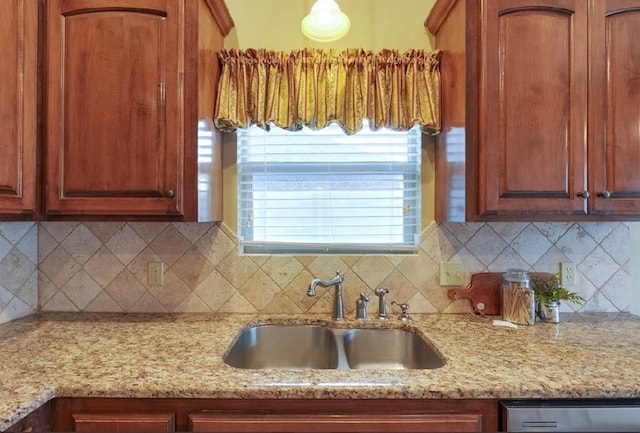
[165, 190, 175, 198]
[597, 191, 611, 198]
[577, 191, 590, 198]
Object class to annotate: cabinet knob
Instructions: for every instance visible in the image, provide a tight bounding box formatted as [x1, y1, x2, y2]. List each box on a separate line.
[165, 190, 175, 198]
[577, 191, 590, 198]
[597, 191, 611, 198]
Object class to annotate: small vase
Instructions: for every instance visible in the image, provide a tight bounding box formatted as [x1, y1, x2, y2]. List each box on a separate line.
[536, 300, 560, 323]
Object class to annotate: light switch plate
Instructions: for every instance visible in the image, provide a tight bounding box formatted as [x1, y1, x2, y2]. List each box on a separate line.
[440, 262, 465, 286]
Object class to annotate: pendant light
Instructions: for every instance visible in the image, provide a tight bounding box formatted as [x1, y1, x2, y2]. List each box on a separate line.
[301, 0, 351, 42]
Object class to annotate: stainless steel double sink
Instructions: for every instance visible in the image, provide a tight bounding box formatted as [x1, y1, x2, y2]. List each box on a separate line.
[223, 324, 445, 370]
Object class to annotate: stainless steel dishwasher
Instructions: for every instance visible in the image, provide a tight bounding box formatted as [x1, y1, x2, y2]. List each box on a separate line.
[501, 399, 640, 432]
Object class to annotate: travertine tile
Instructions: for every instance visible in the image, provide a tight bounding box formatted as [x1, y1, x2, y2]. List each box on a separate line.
[106, 225, 147, 266]
[61, 271, 102, 310]
[149, 225, 191, 266]
[0, 250, 36, 294]
[84, 292, 122, 312]
[104, 270, 147, 311]
[465, 225, 507, 266]
[511, 225, 552, 266]
[84, 247, 125, 288]
[555, 225, 597, 263]
[0, 236, 12, 264]
[351, 256, 394, 289]
[0, 222, 33, 245]
[148, 270, 192, 312]
[194, 270, 236, 310]
[130, 292, 167, 313]
[61, 225, 102, 265]
[22, 221, 633, 317]
[260, 256, 304, 289]
[238, 270, 281, 310]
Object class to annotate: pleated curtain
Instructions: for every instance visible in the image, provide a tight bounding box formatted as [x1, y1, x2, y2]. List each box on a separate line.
[214, 48, 441, 135]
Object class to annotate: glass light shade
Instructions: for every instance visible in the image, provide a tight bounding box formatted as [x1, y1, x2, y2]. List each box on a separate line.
[301, 0, 350, 42]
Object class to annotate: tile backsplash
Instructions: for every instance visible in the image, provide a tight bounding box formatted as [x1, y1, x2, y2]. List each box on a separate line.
[0, 221, 631, 323]
[0, 223, 38, 323]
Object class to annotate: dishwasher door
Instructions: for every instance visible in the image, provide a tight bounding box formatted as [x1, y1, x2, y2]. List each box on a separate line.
[501, 399, 640, 432]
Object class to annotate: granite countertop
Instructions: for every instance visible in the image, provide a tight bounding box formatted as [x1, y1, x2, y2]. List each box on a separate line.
[1, 312, 640, 430]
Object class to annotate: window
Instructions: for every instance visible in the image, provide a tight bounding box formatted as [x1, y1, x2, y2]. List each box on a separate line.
[237, 120, 421, 254]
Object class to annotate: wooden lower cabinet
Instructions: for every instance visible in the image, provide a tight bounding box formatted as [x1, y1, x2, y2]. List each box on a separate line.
[49, 398, 499, 433]
[189, 413, 483, 432]
[72, 413, 175, 432]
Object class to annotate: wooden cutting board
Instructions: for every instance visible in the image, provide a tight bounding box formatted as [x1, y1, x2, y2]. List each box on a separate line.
[448, 272, 552, 315]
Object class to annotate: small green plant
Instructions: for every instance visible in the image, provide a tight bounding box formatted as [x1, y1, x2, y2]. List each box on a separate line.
[531, 273, 585, 307]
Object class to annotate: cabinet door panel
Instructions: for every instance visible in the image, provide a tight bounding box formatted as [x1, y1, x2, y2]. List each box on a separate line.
[479, 0, 588, 217]
[0, 0, 37, 218]
[46, 0, 184, 217]
[189, 413, 482, 433]
[589, 0, 640, 216]
[73, 413, 175, 432]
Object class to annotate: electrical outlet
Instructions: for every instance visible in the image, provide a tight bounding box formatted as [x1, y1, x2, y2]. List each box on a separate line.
[148, 262, 164, 286]
[440, 262, 465, 286]
[561, 262, 576, 287]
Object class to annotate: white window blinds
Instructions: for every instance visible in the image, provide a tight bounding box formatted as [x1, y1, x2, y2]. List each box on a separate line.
[237, 120, 422, 254]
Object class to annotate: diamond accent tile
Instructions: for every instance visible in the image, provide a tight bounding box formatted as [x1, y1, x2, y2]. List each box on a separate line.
[0, 222, 33, 244]
[420, 227, 463, 263]
[129, 222, 169, 243]
[148, 269, 192, 312]
[172, 246, 215, 289]
[104, 270, 147, 311]
[61, 271, 101, 310]
[216, 248, 258, 288]
[39, 246, 81, 288]
[195, 224, 235, 266]
[396, 255, 438, 289]
[466, 226, 507, 266]
[41, 222, 78, 243]
[489, 222, 528, 243]
[84, 247, 125, 288]
[488, 246, 529, 272]
[173, 222, 215, 244]
[0, 235, 12, 264]
[351, 256, 394, 289]
[600, 224, 630, 266]
[0, 250, 36, 294]
[555, 225, 597, 263]
[533, 222, 573, 243]
[579, 222, 616, 243]
[194, 270, 236, 310]
[61, 225, 102, 265]
[106, 225, 147, 266]
[84, 222, 124, 243]
[510, 225, 552, 266]
[260, 256, 304, 289]
[238, 270, 281, 310]
[148, 225, 191, 266]
[580, 246, 620, 288]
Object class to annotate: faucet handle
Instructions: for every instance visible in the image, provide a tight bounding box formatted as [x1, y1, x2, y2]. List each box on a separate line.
[392, 301, 412, 322]
[374, 287, 389, 296]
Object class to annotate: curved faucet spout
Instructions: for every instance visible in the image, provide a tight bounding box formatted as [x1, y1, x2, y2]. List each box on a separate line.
[307, 271, 345, 320]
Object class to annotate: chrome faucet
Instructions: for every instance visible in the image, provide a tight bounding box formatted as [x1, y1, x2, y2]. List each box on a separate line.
[374, 287, 389, 320]
[308, 270, 345, 320]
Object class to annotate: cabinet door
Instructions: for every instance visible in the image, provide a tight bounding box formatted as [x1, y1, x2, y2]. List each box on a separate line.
[589, 0, 640, 216]
[73, 413, 175, 432]
[189, 413, 482, 433]
[46, 0, 186, 218]
[477, 0, 588, 219]
[0, 0, 37, 218]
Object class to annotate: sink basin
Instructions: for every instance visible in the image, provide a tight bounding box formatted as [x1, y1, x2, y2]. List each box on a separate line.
[342, 328, 445, 370]
[223, 325, 339, 369]
[223, 324, 445, 370]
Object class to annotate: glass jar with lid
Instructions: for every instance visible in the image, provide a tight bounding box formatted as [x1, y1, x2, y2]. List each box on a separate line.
[501, 268, 535, 325]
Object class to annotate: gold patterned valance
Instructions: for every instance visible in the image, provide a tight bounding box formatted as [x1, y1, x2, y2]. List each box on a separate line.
[214, 48, 441, 135]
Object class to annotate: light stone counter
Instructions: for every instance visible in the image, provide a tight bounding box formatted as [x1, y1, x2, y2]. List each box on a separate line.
[1, 312, 639, 430]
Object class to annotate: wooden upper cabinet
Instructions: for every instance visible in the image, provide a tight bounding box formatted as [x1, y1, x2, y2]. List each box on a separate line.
[427, 0, 640, 221]
[46, 0, 192, 219]
[480, 0, 588, 218]
[588, 1, 640, 216]
[0, 0, 37, 219]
